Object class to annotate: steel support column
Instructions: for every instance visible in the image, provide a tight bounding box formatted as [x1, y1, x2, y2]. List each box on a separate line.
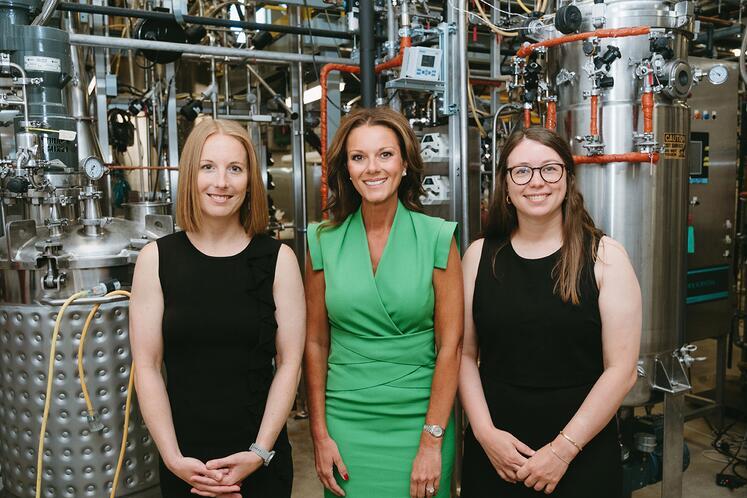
[662, 392, 685, 498]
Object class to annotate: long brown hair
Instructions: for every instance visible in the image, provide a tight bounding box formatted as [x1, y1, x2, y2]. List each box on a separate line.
[323, 107, 425, 227]
[177, 118, 268, 235]
[483, 127, 603, 305]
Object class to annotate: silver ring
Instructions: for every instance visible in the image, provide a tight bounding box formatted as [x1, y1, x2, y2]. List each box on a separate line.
[426, 486, 435, 494]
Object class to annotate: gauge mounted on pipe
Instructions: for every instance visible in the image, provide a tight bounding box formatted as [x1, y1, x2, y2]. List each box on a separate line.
[707, 65, 728, 85]
[80, 156, 107, 181]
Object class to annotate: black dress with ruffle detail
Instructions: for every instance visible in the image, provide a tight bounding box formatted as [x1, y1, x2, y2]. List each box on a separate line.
[156, 231, 292, 498]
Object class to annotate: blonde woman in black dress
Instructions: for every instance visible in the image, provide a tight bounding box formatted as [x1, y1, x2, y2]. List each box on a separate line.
[459, 128, 641, 497]
[130, 119, 305, 497]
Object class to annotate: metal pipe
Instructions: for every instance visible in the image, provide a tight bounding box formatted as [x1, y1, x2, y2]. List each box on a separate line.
[58, 2, 358, 40]
[7, 63, 30, 132]
[246, 65, 299, 119]
[210, 56, 219, 119]
[386, 0, 397, 59]
[68, 33, 353, 65]
[458, 0, 469, 244]
[31, 0, 60, 26]
[359, 0, 376, 107]
[491, 103, 521, 202]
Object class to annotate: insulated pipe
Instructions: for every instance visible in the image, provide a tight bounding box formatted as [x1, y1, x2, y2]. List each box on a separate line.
[573, 152, 659, 164]
[58, 2, 358, 40]
[319, 37, 413, 213]
[523, 107, 532, 128]
[516, 26, 651, 58]
[546, 99, 557, 131]
[68, 33, 352, 65]
[642, 91, 654, 134]
[589, 94, 599, 136]
[359, 0, 376, 107]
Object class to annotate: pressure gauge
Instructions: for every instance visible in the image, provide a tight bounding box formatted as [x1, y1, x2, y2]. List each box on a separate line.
[708, 65, 729, 85]
[81, 156, 106, 181]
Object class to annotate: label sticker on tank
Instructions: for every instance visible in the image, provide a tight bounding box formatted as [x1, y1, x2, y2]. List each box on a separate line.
[663, 133, 687, 159]
[24, 56, 61, 73]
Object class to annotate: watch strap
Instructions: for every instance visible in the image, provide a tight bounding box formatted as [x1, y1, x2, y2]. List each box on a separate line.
[249, 443, 276, 466]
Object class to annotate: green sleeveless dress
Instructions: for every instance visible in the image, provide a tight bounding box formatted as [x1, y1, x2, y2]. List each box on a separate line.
[307, 201, 457, 498]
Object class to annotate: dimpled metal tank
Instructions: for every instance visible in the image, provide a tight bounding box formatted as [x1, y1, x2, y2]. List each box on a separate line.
[0, 0, 163, 495]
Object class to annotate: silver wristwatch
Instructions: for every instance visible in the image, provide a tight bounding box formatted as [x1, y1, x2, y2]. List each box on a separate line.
[249, 443, 276, 466]
[423, 424, 445, 438]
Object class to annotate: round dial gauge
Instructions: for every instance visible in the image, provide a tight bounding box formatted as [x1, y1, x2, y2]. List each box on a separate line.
[81, 156, 106, 181]
[708, 65, 728, 85]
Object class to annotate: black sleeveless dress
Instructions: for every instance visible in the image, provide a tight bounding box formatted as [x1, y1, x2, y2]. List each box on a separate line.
[460, 238, 621, 498]
[156, 231, 293, 497]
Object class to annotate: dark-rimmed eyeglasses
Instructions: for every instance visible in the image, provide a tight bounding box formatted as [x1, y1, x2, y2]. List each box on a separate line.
[507, 163, 565, 185]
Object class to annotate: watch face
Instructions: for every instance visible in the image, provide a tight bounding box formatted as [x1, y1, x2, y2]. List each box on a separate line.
[433, 426, 444, 437]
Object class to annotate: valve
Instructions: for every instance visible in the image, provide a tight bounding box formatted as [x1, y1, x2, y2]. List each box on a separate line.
[594, 45, 622, 70]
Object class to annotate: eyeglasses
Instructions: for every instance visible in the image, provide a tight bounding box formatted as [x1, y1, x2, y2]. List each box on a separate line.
[507, 163, 565, 185]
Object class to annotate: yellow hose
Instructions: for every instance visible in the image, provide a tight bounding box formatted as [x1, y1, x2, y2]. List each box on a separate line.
[38, 289, 134, 498]
[36, 291, 89, 498]
[515, 0, 533, 14]
[76, 289, 134, 498]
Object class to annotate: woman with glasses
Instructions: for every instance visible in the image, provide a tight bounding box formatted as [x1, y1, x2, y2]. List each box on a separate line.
[458, 127, 641, 497]
[305, 107, 463, 498]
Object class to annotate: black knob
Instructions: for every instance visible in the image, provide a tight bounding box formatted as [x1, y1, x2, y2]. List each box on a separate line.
[598, 75, 615, 88]
[555, 5, 582, 34]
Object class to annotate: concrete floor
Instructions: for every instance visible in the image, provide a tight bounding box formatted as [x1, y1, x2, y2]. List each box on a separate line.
[287, 415, 747, 498]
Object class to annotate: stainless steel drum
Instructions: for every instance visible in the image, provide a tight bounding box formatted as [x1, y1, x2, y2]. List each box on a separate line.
[549, 0, 694, 405]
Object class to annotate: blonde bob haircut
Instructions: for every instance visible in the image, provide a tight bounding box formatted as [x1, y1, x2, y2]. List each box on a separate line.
[176, 118, 268, 235]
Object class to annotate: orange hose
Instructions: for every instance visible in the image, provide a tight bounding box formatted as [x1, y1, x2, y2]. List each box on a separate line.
[642, 91, 654, 134]
[523, 108, 531, 128]
[319, 37, 412, 216]
[469, 77, 505, 87]
[516, 26, 651, 58]
[589, 94, 598, 136]
[573, 152, 659, 164]
[546, 100, 557, 131]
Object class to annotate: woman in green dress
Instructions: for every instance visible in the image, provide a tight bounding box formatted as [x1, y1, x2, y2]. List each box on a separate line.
[304, 107, 463, 498]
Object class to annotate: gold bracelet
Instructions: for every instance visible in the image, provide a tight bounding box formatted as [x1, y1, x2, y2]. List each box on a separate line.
[549, 442, 570, 466]
[559, 430, 583, 452]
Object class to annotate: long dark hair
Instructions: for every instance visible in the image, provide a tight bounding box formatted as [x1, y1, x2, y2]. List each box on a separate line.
[323, 107, 425, 227]
[484, 127, 604, 305]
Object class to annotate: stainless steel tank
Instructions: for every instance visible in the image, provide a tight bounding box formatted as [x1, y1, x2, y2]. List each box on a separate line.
[549, 0, 694, 405]
[0, 1, 166, 495]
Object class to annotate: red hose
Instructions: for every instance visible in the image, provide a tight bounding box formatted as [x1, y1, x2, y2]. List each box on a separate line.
[516, 26, 651, 58]
[642, 91, 654, 134]
[523, 108, 531, 128]
[573, 152, 659, 164]
[319, 37, 412, 216]
[546, 100, 557, 131]
[589, 94, 599, 136]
